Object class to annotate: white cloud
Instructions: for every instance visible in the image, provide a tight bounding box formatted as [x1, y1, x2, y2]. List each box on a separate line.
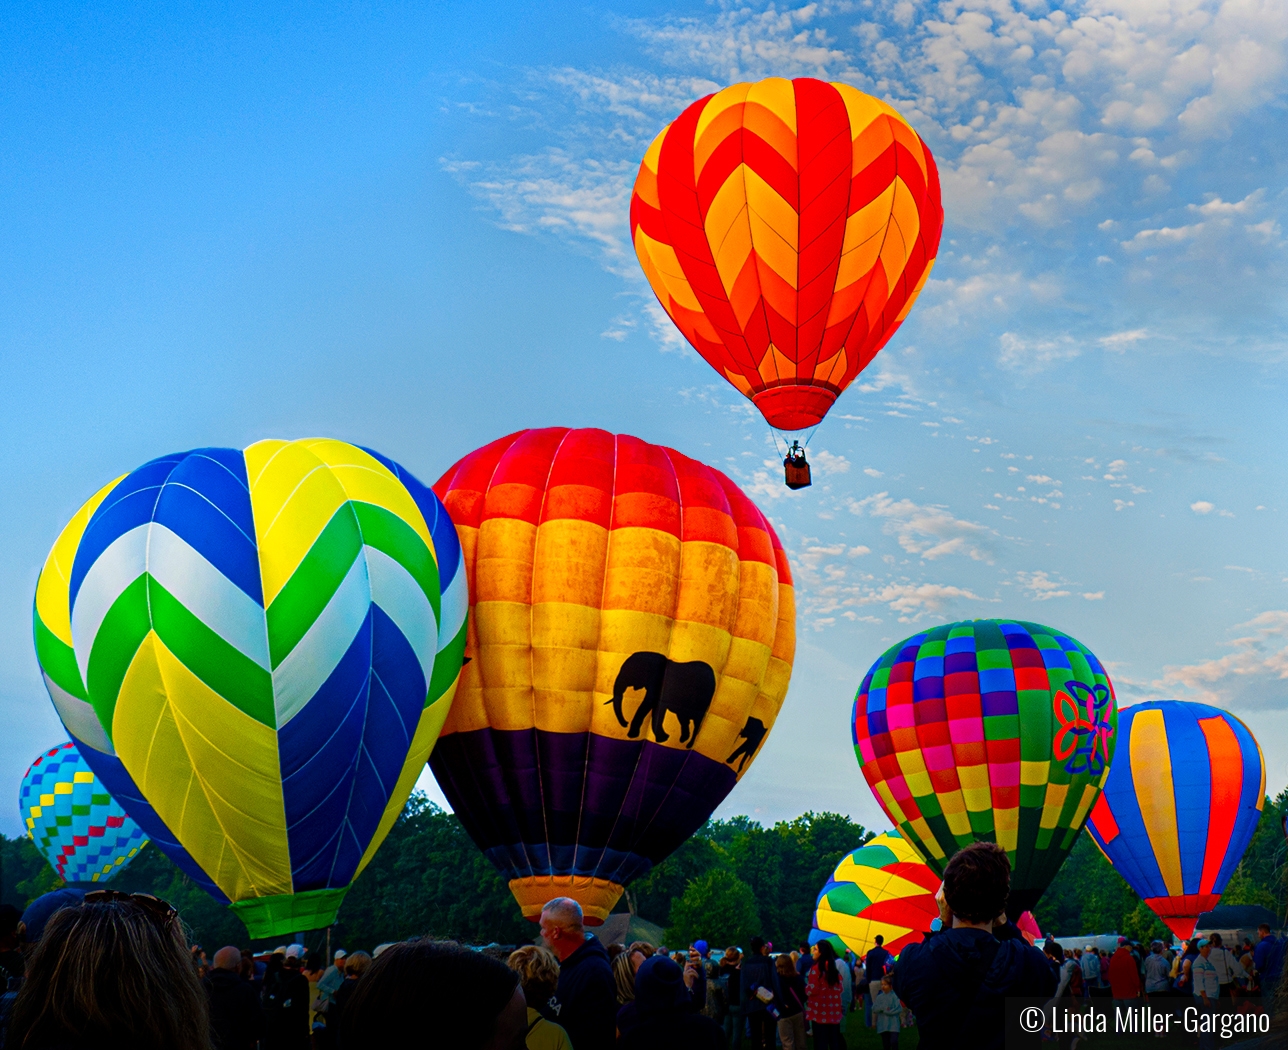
[1082, 591, 1105, 601]
[1098, 329, 1149, 351]
[443, 148, 635, 273]
[1016, 570, 1071, 601]
[810, 450, 851, 476]
[1191, 500, 1215, 514]
[1161, 611, 1288, 710]
[848, 492, 996, 562]
[866, 582, 986, 618]
[863, 467, 884, 478]
[998, 332, 1080, 371]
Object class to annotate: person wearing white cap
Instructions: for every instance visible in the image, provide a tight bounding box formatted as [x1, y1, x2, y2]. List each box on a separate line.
[311, 950, 347, 1049]
[1190, 940, 1219, 1050]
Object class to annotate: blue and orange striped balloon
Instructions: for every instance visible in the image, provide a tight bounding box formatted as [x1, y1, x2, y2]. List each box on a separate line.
[1087, 700, 1265, 939]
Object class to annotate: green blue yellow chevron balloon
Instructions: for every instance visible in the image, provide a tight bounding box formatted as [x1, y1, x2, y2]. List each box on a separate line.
[33, 440, 467, 937]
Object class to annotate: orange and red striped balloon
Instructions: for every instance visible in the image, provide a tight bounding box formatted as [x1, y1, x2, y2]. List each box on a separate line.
[631, 77, 944, 431]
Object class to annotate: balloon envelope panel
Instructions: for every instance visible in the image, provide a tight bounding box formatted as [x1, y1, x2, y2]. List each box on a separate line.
[33, 440, 467, 937]
[852, 619, 1117, 914]
[631, 77, 944, 431]
[20, 742, 147, 884]
[811, 830, 940, 958]
[1086, 700, 1265, 939]
[431, 428, 795, 922]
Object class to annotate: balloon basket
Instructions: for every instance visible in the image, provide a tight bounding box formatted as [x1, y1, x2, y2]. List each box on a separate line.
[784, 442, 811, 490]
[229, 886, 350, 940]
[509, 875, 624, 926]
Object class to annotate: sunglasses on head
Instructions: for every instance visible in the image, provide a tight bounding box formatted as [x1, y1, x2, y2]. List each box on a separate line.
[82, 890, 179, 930]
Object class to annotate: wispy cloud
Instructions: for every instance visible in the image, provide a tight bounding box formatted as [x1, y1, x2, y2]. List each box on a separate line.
[848, 492, 996, 562]
[1161, 612, 1288, 710]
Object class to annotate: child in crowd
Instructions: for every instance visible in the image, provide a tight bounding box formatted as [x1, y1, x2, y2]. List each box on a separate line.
[872, 974, 902, 1049]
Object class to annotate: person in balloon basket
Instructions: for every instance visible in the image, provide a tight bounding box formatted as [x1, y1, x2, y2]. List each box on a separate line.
[738, 936, 781, 1050]
[540, 897, 617, 1050]
[891, 842, 1055, 1050]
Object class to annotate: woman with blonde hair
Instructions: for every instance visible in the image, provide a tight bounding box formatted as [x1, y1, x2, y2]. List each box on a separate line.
[613, 948, 638, 1005]
[506, 945, 572, 1050]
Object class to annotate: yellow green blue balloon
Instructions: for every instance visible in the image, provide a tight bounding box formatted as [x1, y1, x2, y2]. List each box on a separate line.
[33, 440, 467, 937]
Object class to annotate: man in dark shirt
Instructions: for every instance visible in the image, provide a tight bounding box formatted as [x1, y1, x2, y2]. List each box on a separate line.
[863, 934, 891, 1026]
[893, 842, 1055, 1050]
[203, 945, 263, 1050]
[541, 897, 616, 1050]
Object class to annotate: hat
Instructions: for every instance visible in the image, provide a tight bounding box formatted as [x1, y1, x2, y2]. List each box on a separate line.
[1118, 937, 1127, 945]
[285, 944, 306, 959]
[693, 940, 709, 957]
[273, 946, 287, 955]
[1198, 939, 1210, 948]
[20, 888, 86, 945]
[334, 949, 347, 960]
[373, 943, 394, 958]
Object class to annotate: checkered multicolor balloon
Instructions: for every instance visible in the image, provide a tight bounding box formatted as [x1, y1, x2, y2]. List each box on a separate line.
[20, 741, 147, 884]
[851, 619, 1117, 913]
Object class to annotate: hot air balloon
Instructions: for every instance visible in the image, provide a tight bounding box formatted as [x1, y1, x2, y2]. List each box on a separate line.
[20, 741, 148, 885]
[810, 829, 940, 958]
[1086, 700, 1265, 940]
[630, 77, 944, 486]
[430, 428, 795, 923]
[32, 440, 467, 937]
[852, 619, 1117, 914]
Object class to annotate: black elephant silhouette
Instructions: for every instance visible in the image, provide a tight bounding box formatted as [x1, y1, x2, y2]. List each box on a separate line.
[607, 651, 716, 748]
[726, 716, 767, 772]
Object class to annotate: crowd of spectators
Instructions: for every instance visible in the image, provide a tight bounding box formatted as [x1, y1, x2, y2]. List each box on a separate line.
[0, 851, 1284, 1050]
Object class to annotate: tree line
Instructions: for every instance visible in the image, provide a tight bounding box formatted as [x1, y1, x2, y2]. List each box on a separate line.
[3, 789, 1284, 952]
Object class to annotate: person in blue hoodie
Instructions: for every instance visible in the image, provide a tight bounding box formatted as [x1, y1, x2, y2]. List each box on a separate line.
[892, 842, 1055, 1050]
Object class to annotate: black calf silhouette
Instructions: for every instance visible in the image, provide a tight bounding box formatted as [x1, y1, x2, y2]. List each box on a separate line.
[608, 651, 716, 748]
[726, 716, 767, 772]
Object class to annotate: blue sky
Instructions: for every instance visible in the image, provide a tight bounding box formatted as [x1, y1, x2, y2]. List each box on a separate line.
[1, 1, 1284, 840]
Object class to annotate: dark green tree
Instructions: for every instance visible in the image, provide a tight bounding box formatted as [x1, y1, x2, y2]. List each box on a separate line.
[624, 831, 726, 925]
[666, 871, 760, 949]
[334, 794, 533, 948]
[1033, 831, 1141, 938]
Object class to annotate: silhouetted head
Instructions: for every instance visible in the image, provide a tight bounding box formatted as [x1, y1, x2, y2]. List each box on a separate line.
[7, 896, 209, 1050]
[943, 842, 1010, 924]
[340, 939, 523, 1050]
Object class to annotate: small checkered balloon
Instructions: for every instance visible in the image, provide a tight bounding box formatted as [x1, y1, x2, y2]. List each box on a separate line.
[851, 619, 1117, 914]
[19, 741, 147, 884]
